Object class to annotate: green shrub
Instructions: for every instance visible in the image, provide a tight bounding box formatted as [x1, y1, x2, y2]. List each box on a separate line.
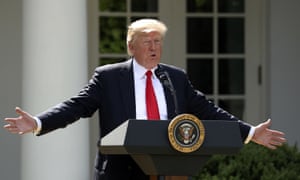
[193, 143, 300, 180]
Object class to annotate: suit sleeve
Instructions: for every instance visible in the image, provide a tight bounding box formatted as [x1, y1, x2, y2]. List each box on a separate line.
[186, 77, 251, 141]
[170, 67, 251, 142]
[37, 68, 103, 135]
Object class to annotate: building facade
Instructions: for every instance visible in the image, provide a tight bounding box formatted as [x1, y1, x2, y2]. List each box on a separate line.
[1, 0, 299, 179]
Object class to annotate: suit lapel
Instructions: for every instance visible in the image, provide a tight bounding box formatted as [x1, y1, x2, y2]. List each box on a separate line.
[164, 75, 176, 119]
[119, 60, 136, 119]
[118, 61, 176, 120]
[158, 64, 177, 120]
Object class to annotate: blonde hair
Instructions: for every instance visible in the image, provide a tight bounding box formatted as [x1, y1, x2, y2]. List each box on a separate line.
[126, 19, 168, 56]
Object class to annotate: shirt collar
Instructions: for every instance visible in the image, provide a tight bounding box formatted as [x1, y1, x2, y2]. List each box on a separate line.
[132, 58, 158, 79]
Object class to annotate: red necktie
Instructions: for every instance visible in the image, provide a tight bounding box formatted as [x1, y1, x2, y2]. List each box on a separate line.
[146, 70, 160, 120]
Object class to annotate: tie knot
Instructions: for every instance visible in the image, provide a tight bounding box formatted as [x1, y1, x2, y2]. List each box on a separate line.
[146, 70, 152, 78]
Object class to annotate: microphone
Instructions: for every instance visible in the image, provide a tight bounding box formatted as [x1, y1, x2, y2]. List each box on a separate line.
[155, 66, 178, 116]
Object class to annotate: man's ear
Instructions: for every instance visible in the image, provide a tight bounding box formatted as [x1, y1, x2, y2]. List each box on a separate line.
[128, 43, 135, 54]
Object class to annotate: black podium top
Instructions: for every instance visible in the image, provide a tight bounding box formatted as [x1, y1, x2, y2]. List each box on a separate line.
[99, 119, 243, 175]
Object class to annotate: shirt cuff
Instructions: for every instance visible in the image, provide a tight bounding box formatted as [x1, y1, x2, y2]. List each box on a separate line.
[244, 126, 255, 144]
[33, 117, 42, 135]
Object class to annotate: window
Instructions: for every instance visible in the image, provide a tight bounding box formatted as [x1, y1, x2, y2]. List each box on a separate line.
[98, 0, 159, 65]
[186, 0, 246, 118]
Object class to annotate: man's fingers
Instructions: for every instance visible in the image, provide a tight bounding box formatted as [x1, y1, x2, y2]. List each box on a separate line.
[3, 124, 12, 129]
[3, 124, 20, 133]
[261, 118, 272, 129]
[264, 131, 286, 149]
[4, 118, 18, 124]
[271, 136, 286, 143]
[270, 130, 286, 141]
[269, 139, 283, 146]
[15, 107, 33, 121]
[267, 144, 277, 150]
[5, 107, 31, 123]
[3, 107, 35, 135]
[270, 129, 285, 135]
[15, 107, 27, 117]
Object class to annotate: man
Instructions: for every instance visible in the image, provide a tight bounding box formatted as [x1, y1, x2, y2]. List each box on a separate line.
[4, 19, 286, 180]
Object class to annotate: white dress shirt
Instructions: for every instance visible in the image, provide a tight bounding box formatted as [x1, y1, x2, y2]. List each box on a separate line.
[133, 59, 168, 120]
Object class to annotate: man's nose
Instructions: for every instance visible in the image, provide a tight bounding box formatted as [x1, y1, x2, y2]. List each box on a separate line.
[149, 41, 157, 50]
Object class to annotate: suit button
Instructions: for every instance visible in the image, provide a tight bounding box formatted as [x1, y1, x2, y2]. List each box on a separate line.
[128, 165, 132, 171]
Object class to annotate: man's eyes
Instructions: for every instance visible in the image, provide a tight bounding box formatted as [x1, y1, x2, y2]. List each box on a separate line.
[143, 40, 161, 45]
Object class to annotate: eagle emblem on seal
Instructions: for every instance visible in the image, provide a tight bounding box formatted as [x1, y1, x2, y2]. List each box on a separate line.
[178, 123, 196, 144]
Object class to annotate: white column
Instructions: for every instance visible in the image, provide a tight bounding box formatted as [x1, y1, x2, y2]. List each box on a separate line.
[22, 1, 90, 180]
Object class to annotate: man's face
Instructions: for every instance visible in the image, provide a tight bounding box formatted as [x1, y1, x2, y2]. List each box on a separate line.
[129, 31, 162, 69]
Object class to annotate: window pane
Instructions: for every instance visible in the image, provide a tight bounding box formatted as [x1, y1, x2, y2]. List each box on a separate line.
[187, 0, 213, 12]
[218, 18, 244, 53]
[187, 58, 213, 94]
[218, 99, 244, 119]
[187, 18, 213, 53]
[218, 59, 244, 94]
[131, 16, 159, 23]
[131, 0, 158, 12]
[99, 0, 126, 12]
[99, 58, 127, 66]
[99, 17, 127, 53]
[218, 0, 244, 13]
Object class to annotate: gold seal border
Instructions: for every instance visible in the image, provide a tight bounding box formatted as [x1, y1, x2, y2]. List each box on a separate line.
[168, 114, 205, 153]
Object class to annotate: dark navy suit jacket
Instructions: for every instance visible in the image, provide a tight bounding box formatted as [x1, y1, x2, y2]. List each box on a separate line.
[37, 59, 251, 180]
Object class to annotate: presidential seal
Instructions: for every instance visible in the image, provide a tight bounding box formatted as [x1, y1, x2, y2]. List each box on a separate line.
[168, 114, 205, 153]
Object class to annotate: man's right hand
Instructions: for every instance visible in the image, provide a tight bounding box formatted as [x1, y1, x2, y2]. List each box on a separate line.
[3, 107, 37, 135]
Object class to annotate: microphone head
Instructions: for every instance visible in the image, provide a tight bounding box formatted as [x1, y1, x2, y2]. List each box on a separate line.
[155, 66, 167, 81]
[155, 65, 178, 115]
[155, 66, 171, 88]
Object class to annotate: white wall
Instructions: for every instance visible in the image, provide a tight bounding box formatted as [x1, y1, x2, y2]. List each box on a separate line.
[269, 0, 300, 146]
[0, 0, 22, 179]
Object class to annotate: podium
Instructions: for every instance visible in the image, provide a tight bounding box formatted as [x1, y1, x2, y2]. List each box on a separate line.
[99, 119, 243, 176]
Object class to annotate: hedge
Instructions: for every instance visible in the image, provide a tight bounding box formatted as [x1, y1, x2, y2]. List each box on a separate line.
[193, 143, 300, 180]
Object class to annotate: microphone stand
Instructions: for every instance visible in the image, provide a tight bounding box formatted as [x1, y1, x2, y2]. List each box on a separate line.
[155, 66, 178, 116]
